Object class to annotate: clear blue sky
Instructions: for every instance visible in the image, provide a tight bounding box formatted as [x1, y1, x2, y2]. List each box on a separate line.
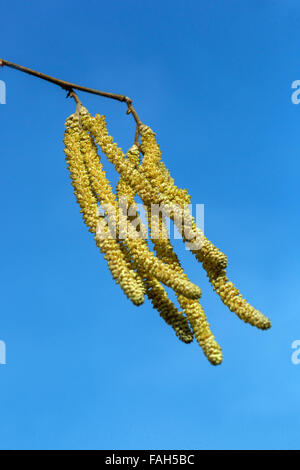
[0, 0, 299, 450]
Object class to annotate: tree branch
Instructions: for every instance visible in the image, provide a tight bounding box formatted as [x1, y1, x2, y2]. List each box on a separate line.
[0, 58, 142, 127]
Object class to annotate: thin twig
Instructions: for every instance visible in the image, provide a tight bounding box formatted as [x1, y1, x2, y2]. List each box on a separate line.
[69, 90, 83, 126]
[0, 58, 142, 127]
[134, 124, 140, 146]
[69, 90, 82, 107]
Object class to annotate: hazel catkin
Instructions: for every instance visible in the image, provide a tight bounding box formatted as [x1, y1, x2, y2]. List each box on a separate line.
[117, 144, 194, 344]
[79, 108, 202, 301]
[64, 113, 145, 306]
[62, 102, 271, 366]
[138, 122, 271, 333]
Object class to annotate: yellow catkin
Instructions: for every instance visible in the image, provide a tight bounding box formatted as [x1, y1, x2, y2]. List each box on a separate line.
[205, 265, 271, 329]
[152, 190, 271, 331]
[63, 113, 145, 306]
[139, 124, 271, 331]
[145, 277, 194, 344]
[78, 105, 270, 358]
[147, 208, 223, 365]
[79, 106, 226, 273]
[80, 107, 202, 300]
[139, 124, 191, 207]
[117, 145, 194, 344]
[138, 124, 228, 271]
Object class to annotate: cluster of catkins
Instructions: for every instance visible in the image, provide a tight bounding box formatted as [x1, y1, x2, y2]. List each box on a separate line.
[63, 103, 271, 365]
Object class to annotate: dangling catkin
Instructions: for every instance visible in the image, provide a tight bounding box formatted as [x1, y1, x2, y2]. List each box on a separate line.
[80, 106, 227, 273]
[139, 124, 191, 207]
[80, 107, 202, 300]
[138, 124, 228, 271]
[65, 102, 271, 364]
[139, 123, 271, 331]
[117, 144, 194, 344]
[205, 265, 271, 329]
[148, 209, 223, 365]
[63, 113, 145, 306]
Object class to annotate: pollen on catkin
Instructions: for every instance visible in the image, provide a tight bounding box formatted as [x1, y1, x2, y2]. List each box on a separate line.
[139, 124, 191, 207]
[206, 266, 271, 330]
[79, 107, 226, 274]
[138, 121, 270, 332]
[148, 209, 223, 365]
[116, 145, 194, 344]
[138, 124, 228, 272]
[63, 113, 145, 306]
[79, 107, 202, 300]
[62, 102, 272, 365]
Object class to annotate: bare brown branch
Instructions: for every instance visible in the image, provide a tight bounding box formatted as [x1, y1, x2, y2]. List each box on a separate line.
[0, 58, 142, 127]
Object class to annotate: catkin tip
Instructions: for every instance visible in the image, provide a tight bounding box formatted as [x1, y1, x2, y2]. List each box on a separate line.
[260, 318, 272, 330]
[132, 295, 145, 307]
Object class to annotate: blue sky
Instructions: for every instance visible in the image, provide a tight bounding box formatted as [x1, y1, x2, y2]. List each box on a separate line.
[0, 0, 299, 450]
